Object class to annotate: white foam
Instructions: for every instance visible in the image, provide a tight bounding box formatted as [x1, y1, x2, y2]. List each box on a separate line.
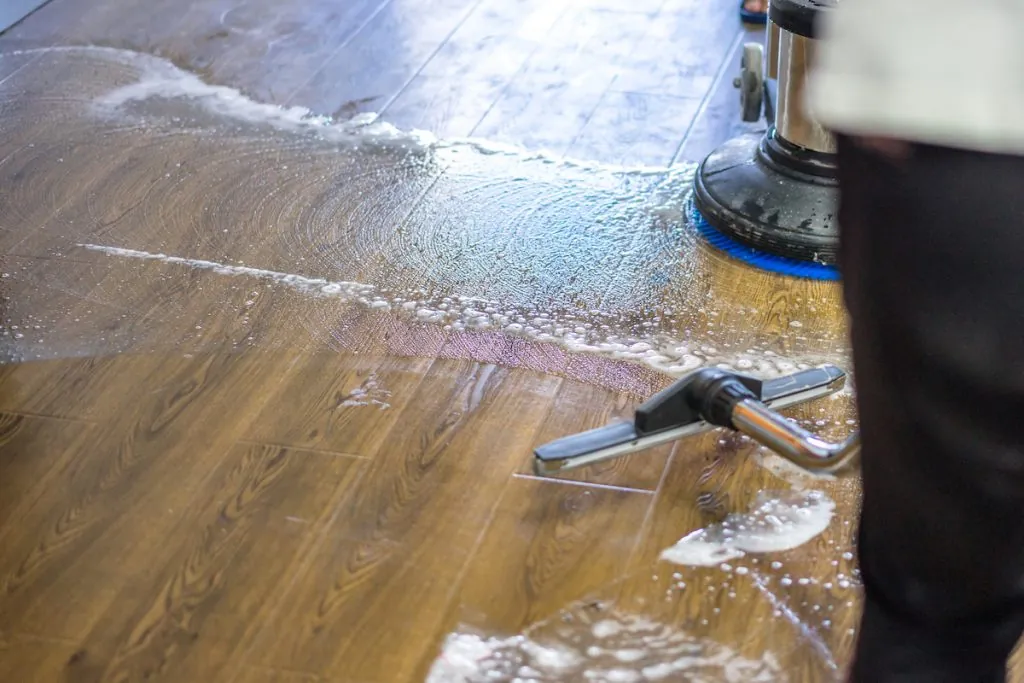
[659, 490, 835, 566]
[427, 611, 785, 682]
[78, 243, 837, 380]
[338, 373, 392, 410]
[77, 243, 376, 300]
[0, 45, 673, 176]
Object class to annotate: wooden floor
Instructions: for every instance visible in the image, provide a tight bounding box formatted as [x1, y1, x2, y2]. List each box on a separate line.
[0, 0, 1019, 681]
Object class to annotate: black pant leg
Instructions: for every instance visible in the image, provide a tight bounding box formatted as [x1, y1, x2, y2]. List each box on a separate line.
[835, 135, 1024, 682]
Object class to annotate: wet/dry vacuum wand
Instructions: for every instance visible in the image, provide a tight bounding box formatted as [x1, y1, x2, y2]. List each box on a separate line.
[533, 365, 860, 476]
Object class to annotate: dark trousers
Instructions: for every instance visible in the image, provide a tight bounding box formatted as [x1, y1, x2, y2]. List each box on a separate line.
[836, 136, 1024, 681]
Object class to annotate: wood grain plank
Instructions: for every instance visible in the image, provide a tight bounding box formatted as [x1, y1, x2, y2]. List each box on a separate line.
[2, 0, 175, 45]
[0, 355, 169, 420]
[466, 5, 657, 151]
[438, 0, 566, 46]
[252, 360, 561, 683]
[0, 351, 301, 641]
[0, 631, 83, 683]
[187, 0, 389, 106]
[565, 91, 702, 166]
[242, 668, 366, 683]
[384, 69, 520, 140]
[0, 411, 93, 527]
[443, 476, 651, 634]
[68, 443, 364, 683]
[1, 0, 227, 80]
[246, 354, 434, 457]
[674, 27, 766, 165]
[518, 378, 673, 490]
[284, 0, 483, 118]
[383, 0, 563, 136]
[469, 45, 614, 154]
[611, 0, 741, 100]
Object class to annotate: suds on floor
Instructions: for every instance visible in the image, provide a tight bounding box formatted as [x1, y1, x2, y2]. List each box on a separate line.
[0, 46, 850, 381]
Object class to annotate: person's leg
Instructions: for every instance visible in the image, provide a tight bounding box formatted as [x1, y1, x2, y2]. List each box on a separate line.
[836, 134, 1024, 682]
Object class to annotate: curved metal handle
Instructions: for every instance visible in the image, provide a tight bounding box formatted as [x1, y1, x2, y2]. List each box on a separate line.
[732, 399, 860, 473]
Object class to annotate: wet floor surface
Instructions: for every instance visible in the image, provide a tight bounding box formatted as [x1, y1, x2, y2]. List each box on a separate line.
[0, 0, 1018, 681]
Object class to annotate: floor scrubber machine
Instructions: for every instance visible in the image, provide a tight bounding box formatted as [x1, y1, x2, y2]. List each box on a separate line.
[691, 0, 841, 280]
[533, 1, 859, 477]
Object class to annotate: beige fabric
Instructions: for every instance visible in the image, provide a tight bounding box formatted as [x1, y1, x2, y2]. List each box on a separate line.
[805, 0, 1024, 153]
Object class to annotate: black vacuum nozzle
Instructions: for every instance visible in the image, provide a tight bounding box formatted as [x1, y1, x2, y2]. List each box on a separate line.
[533, 365, 854, 476]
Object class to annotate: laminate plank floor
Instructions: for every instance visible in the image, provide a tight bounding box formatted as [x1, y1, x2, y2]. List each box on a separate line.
[0, 0, 1019, 681]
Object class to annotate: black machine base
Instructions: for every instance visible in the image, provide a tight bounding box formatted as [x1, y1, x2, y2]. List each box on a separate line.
[692, 130, 840, 265]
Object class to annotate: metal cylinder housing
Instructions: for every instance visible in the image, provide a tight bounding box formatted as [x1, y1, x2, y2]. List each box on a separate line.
[691, 0, 841, 266]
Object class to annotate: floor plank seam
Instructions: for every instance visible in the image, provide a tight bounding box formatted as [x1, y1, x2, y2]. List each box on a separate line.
[223, 460, 374, 683]
[235, 440, 368, 460]
[669, 28, 744, 166]
[376, 0, 489, 118]
[0, 629, 81, 646]
[0, 407, 95, 424]
[511, 472, 655, 495]
[282, 0, 396, 107]
[410, 383, 566, 677]
[0, 47, 42, 83]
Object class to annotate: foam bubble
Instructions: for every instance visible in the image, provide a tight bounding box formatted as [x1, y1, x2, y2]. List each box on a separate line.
[659, 490, 835, 566]
[11, 44, 673, 176]
[427, 610, 785, 682]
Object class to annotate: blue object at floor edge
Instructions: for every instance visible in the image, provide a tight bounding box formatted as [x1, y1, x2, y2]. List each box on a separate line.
[688, 202, 841, 281]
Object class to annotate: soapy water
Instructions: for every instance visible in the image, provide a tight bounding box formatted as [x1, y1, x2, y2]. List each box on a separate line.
[659, 490, 836, 567]
[428, 609, 785, 682]
[0, 45, 850, 379]
[420, 487, 854, 682]
[76, 242, 843, 380]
